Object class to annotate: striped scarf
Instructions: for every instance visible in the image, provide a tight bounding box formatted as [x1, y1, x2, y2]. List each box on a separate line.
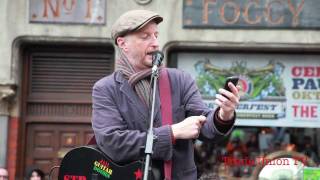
[116, 51, 153, 107]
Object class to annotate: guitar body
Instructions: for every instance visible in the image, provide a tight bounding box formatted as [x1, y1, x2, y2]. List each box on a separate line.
[58, 146, 144, 180]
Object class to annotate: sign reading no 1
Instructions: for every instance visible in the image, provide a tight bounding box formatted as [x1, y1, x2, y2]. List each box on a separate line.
[29, 0, 106, 25]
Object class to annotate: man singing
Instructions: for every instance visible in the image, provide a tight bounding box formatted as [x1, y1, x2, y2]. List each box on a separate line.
[92, 9, 240, 180]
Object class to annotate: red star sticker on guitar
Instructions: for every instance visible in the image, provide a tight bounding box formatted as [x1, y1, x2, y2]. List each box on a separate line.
[134, 168, 142, 180]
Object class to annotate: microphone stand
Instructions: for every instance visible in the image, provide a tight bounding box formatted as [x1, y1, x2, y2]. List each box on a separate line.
[143, 66, 160, 180]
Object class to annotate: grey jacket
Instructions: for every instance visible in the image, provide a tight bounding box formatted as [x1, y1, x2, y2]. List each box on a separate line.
[92, 68, 234, 179]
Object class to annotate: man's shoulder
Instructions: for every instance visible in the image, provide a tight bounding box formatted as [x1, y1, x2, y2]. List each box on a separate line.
[166, 68, 187, 76]
[93, 71, 117, 90]
[166, 68, 193, 81]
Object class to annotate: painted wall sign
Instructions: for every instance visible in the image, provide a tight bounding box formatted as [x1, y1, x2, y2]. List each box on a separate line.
[177, 52, 320, 127]
[29, 0, 106, 24]
[183, 0, 320, 29]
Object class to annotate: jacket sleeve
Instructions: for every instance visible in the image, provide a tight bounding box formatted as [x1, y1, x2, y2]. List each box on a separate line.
[179, 71, 235, 141]
[92, 82, 173, 163]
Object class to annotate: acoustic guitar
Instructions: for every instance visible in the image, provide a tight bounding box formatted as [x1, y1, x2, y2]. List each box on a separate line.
[58, 146, 144, 180]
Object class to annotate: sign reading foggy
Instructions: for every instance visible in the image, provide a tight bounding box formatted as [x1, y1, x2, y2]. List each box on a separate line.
[183, 0, 320, 29]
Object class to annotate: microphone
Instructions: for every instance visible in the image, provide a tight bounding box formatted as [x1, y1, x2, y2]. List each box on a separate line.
[151, 51, 164, 73]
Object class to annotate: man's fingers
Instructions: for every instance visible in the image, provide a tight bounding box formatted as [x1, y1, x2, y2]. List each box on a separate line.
[215, 98, 235, 111]
[195, 120, 201, 129]
[199, 115, 206, 121]
[228, 82, 239, 95]
[216, 93, 231, 105]
[218, 88, 232, 98]
[198, 115, 206, 126]
[218, 88, 237, 102]
[194, 116, 206, 128]
[217, 89, 239, 105]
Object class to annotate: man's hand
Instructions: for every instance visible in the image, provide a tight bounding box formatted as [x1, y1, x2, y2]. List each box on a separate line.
[171, 116, 206, 139]
[215, 82, 240, 121]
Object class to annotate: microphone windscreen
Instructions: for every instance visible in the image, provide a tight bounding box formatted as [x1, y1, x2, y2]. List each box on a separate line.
[152, 51, 164, 66]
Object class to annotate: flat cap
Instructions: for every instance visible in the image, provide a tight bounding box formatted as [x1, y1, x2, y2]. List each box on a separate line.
[111, 10, 163, 45]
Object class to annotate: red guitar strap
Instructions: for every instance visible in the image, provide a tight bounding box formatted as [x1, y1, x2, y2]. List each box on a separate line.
[159, 68, 173, 180]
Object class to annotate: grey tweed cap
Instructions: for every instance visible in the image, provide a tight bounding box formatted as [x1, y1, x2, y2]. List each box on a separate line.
[111, 10, 163, 45]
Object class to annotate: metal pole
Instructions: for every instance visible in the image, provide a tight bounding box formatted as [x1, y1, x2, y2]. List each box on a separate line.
[143, 68, 159, 180]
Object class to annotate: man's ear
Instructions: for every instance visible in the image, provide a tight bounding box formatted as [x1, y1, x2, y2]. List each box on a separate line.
[117, 37, 128, 52]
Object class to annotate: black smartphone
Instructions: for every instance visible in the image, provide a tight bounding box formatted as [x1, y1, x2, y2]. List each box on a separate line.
[224, 76, 239, 92]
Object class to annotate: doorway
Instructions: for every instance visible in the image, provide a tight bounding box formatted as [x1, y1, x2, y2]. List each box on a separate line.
[20, 43, 114, 179]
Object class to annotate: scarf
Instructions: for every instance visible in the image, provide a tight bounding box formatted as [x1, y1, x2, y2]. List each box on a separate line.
[116, 51, 153, 107]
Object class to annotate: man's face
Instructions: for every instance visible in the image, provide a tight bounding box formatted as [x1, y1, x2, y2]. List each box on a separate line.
[117, 21, 159, 71]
